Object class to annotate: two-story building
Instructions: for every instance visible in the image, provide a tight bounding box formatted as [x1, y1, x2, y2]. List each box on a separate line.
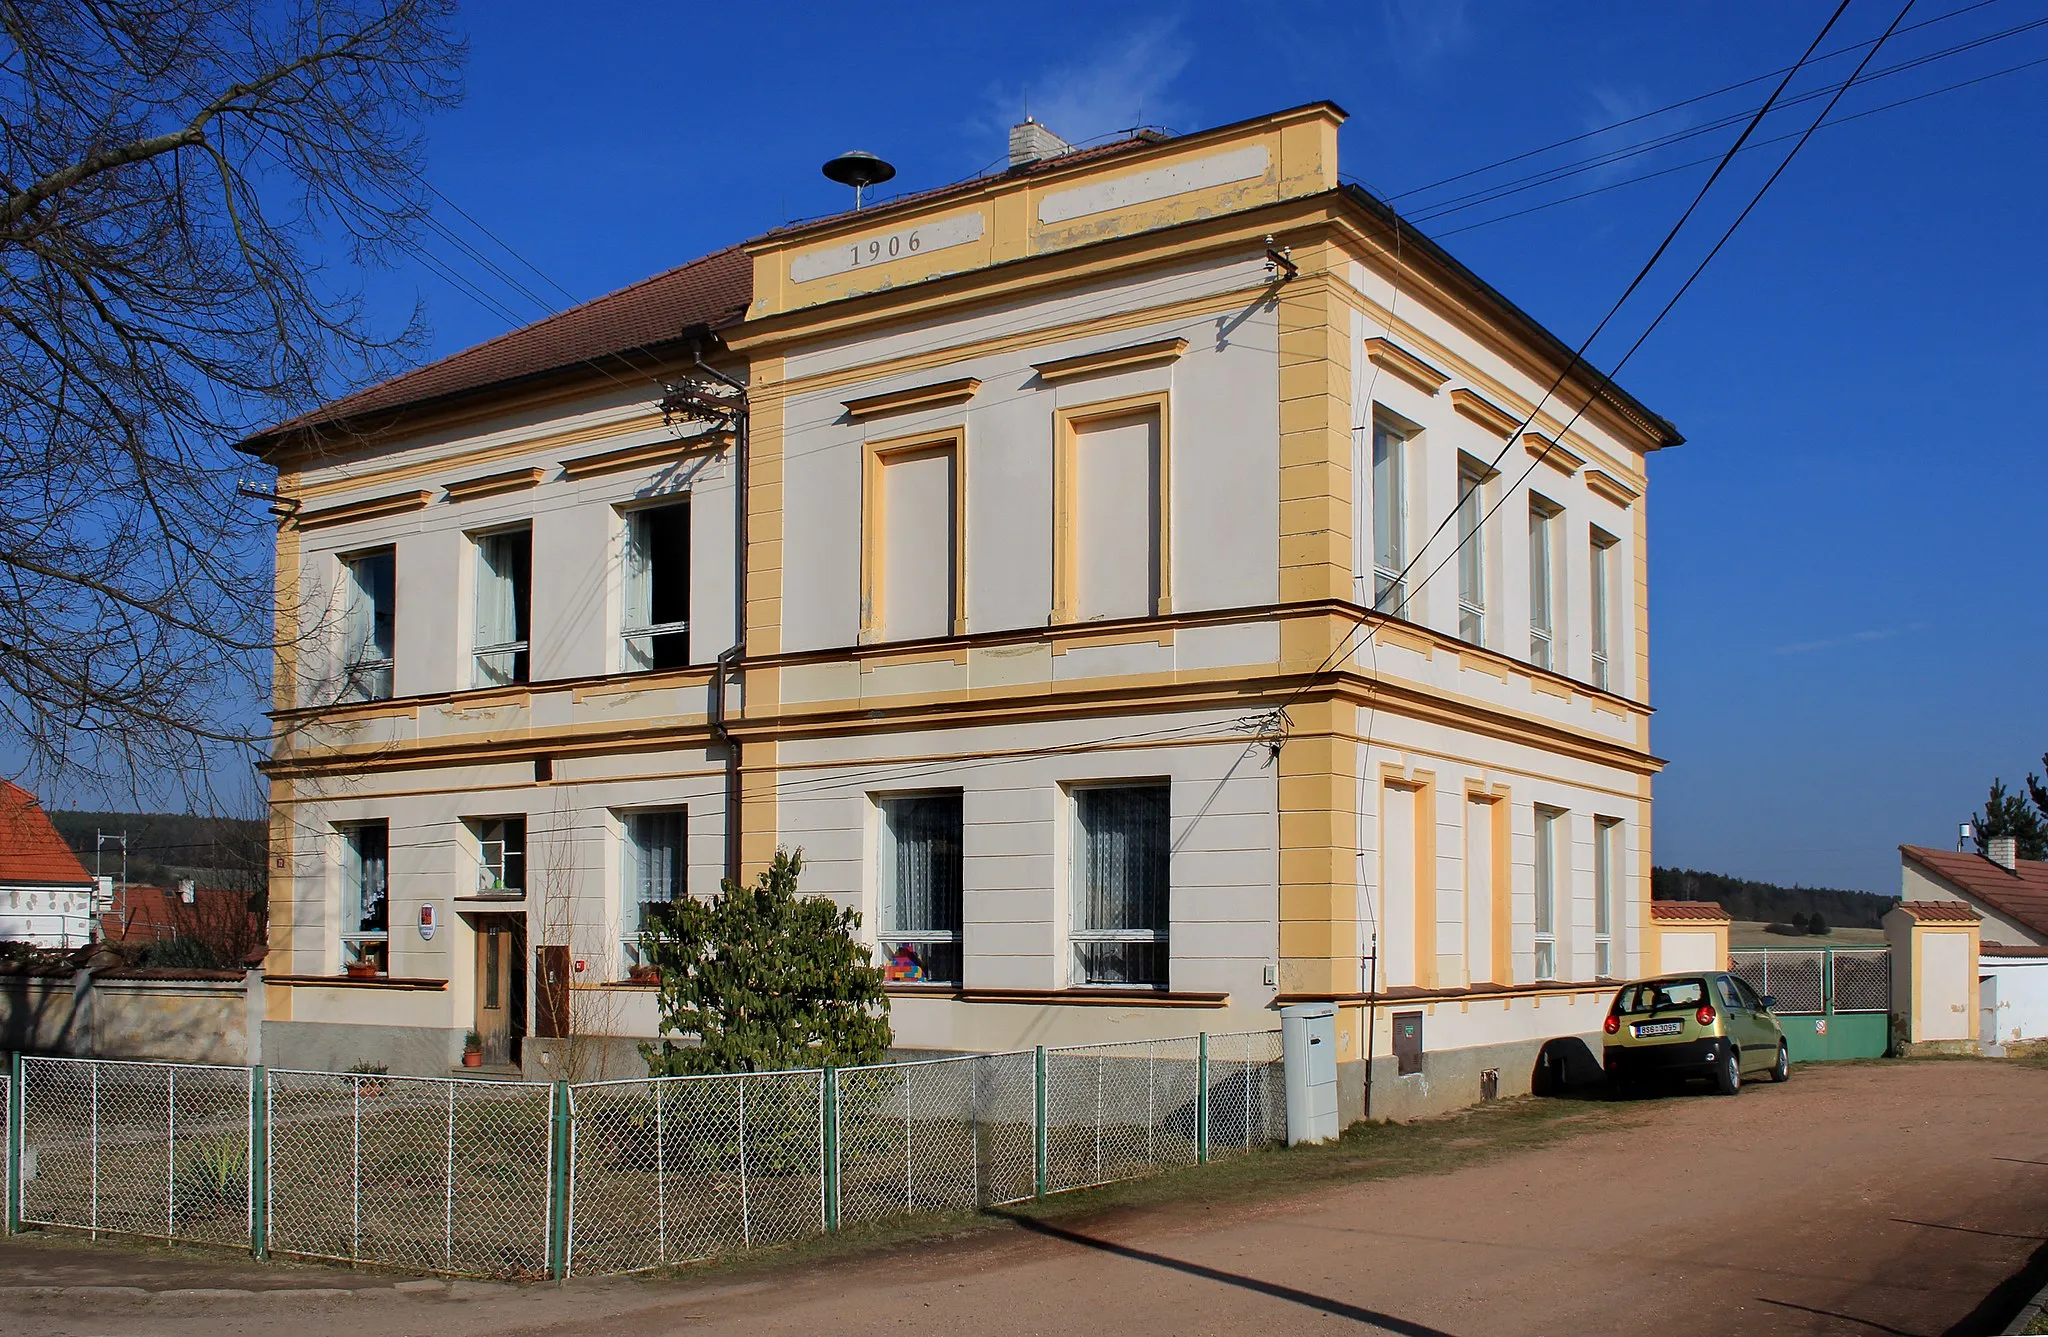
[249, 102, 1678, 1115]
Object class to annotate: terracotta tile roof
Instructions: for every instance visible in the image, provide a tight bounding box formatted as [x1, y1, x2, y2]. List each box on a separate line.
[0, 781, 93, 887]
[1900, 845, 2048, 935]
[1894, 898, 1985, 923]
[1980, 942, 2048, 958]
[241, 245, 754, 453]
[1651, 900, 1732, 922]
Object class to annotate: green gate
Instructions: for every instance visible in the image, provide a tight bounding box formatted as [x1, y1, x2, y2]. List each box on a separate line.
[1729, 947, 1890, 1061]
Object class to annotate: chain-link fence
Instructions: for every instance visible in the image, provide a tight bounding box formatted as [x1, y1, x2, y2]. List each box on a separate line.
[1730, 949, 1826, 1014]
[15, 1056, 252, 1248]
[1830, 949, 1892, 1014]
[267, 1069, 553, 1278]
[9, 1031, 1286, 1280]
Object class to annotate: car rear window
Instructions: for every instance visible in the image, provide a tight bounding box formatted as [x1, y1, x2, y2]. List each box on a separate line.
[1614, 979, 1707, 1015]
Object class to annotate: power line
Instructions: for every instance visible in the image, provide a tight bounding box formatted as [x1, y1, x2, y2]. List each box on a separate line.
[1265, 0, 1864, 732]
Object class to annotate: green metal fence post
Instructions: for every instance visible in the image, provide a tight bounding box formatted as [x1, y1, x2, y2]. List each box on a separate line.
[249, 1065, 268, 1259]
[6, 1051, 22, 1234]
[822, 1066, 839, 1233]
[1196, 1033, 1210, 1166]
[1033, 1046, 1047, 1200]
[547, 1079, 570, 1280]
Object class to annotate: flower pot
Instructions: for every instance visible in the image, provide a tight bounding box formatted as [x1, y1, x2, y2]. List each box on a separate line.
[461, 1050, 482, 1068]
[627, 965, 660, 986]
[344, 962, 380, 980]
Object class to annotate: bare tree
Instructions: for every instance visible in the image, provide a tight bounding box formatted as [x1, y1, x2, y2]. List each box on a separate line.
[0, 0, 463, 796]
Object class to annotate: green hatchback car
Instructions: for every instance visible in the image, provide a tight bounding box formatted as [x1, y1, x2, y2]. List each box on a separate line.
[1602, 972, 1790, 1095]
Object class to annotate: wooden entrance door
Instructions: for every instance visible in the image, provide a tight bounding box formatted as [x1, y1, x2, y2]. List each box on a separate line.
[474, 915, 528, 1066]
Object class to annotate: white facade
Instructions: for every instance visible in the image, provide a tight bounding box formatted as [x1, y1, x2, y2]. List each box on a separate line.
[0, 881, 93, 947]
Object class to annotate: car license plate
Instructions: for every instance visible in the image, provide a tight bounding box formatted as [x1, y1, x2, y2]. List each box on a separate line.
[1634, 1020, 1683, 1038]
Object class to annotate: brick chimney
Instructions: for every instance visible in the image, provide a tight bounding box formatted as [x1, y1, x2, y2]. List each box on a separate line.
[1009, 117, 1071, 168]
[1989, 836, 2020, 872]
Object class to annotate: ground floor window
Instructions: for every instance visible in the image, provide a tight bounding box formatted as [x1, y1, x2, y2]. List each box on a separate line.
[877, 792, 963, 984]
[622, 809, 685, 972]
[1071, 783, 1170, 988]
[340, 820, 389, 974]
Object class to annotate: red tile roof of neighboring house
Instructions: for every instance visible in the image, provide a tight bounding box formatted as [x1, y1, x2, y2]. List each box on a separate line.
[1651, 901, 1732, 922]
[1979, 942, 2048, 958]
[0, 781, 93, 887]
[1893, 897, 1985, 924]
[1900, 845, 2048, 935]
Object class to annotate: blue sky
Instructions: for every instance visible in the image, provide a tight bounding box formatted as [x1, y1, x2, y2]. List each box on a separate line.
[341, 0, 2048, 895]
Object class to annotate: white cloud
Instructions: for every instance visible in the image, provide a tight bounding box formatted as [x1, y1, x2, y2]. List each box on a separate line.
[988, 18, 1194, 149]
[1773, 623, 1926, 656]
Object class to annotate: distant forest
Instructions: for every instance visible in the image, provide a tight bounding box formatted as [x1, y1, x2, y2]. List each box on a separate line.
[1653, 866, 1893, 929]
[49, 810, 266, 893]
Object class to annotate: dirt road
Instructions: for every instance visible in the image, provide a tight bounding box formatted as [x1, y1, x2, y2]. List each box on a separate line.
[6, 1060, 2047, 1336]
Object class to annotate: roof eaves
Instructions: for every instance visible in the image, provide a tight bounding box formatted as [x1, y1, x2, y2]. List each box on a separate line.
[1336, 183, 1683, 450]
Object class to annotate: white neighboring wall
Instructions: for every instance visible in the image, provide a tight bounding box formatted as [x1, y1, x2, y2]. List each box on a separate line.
[0, 881, 93, 946]
[1981, 956, 2048, 1044]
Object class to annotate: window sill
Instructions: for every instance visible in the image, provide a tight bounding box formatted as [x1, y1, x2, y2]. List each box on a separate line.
[266, 973, 449, 991]
[884, 985, 1229, 1008]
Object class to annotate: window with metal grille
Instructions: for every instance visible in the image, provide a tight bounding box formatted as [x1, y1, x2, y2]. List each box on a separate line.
[1071, 784, 1170, 988]
[341, 549, 394, 702]
[621, 809, 685, 971]
[340, 821, 389, 973]
[473, 527, 531, 687]
[622, 502, 690, 671]
[877, 792, 963, 985]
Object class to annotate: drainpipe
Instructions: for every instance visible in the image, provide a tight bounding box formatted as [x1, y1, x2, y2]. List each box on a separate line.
[689, 345, 750, 888]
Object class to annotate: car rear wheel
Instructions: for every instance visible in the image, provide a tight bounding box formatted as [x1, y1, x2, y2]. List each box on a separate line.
[1770, 1042, 1790, 1083]
[1714, 1047, 1742, 1096]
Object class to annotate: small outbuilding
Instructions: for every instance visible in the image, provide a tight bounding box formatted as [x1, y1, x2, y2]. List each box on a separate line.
[1899, 841, 2048, 1046]
[0, 781, 95, 947]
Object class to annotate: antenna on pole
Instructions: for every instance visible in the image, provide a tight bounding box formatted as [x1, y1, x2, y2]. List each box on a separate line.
[822, 150, 896, 211]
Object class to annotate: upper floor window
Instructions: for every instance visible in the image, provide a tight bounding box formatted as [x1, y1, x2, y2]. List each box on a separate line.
[1371, 419, 1408, 614]
[1528, 498, 1559, 670]
[867, 437, 961, 641]
[1063, 404, 1165, 622]
[340, 820, 389, 974]
[1594, 817, 1622, 978]
[341, 549, 394, 703]
[1071, 783, 1169, 988]
[877, 792, 963, 985]
[1533, 805, 1562, 981]
[473, 527, 532, 687]
[623, 502, 690, 671]
[472, 816, 525, 897]
[1456, 456, 1488, 647]
[1590, 528, 1617, 691]
[621, 809, 684, 971]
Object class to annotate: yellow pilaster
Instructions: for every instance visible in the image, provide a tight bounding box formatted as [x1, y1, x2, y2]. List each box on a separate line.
[1275, 253, 1354, 679]
[1277, 697, 1360, 994]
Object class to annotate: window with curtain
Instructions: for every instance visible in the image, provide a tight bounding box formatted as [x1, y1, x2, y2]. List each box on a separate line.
[473, 527, 532, 687]
[1590, 528, 1616, 690]
[1528, 500, 1557, 670]
[1533, 805, 1562, 981]
[341, 821, 389, 973]
[623, 502, 690, 671]
[473, 816, 525, 896]
[1594, 817, 1622, 978]
[1371, 420, 1407, 614]
[341, 549, 395, 702]
[1456, 458, 1487, 646]
[621, 810, 685, 970]
[877, 792, 963, 984]
[1071, 784, 1170, 988]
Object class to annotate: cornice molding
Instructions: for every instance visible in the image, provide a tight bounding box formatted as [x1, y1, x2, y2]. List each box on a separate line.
[442, 466, 546, 504]
[1362, 337, 1449, 395]
[559, 432, 725, 482]
[295, 489, 434, 532]
[1449, 387, 1520, 440]
[1031, 336, 1188, 384]
[1522, 432, 1585, 476]
[842, 376, 981, 421]
[1585, 468, 1642, 506]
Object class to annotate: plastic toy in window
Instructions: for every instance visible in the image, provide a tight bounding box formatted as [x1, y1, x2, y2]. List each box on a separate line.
[886, 943, 926, 982]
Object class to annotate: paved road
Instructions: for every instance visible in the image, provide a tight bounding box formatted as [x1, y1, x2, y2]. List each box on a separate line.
[5, 1060, 2047, 1336]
